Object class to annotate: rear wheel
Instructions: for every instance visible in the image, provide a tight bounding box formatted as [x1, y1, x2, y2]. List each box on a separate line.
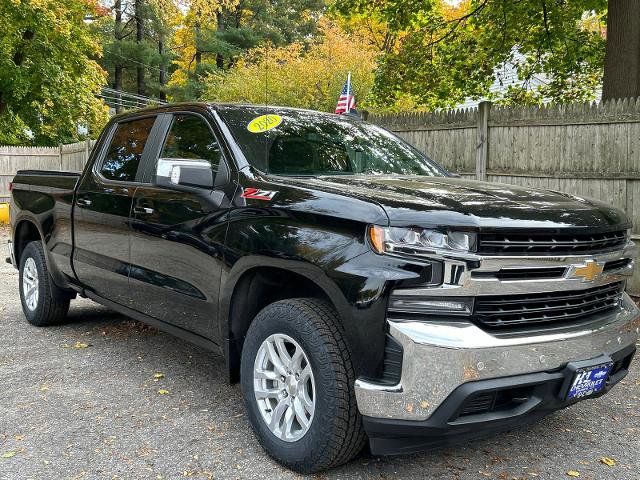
[240, 298, 366, 473]
[19, 241, 71, 326]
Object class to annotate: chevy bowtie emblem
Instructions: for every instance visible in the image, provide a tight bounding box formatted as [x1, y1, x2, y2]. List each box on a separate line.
[572, 260, 605, 282]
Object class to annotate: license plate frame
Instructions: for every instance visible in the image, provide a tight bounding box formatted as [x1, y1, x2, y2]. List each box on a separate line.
[566, 362, 613, 401]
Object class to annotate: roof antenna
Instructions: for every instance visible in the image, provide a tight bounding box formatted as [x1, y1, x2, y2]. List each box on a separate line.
[263, 42, 269, 170]
[264, 42, 268, 108]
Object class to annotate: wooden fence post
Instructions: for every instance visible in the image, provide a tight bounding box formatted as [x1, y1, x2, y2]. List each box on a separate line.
[58, 144, 63, 171]
[85, 138, 91, 168]
[475, 101, 491, 181]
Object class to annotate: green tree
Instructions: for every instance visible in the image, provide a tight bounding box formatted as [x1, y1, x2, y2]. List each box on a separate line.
[0, 0, 109, 145]
[333, 0, 610, 109]
[93, 0, 179, 108]
[169, 0, 326, 101]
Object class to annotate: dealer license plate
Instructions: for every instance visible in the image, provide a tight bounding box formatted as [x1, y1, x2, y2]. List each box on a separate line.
[567, 363, 613, 400]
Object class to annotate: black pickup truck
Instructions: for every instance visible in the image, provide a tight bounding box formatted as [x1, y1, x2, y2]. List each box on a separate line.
[7, 103, 640, 473]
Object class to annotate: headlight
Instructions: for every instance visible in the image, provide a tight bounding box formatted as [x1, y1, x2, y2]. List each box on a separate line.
[368, 226, 476, 255]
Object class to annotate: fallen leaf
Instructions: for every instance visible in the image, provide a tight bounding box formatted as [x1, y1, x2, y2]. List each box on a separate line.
[567, 471, 580, 477]
[157, 389, 170, 395]
[39, 385, 49, 392]
[600, 457, 616, 466]
[73, 342, 90, 349]
[153, 373, 165, 380]
[1, 451, 17, 459]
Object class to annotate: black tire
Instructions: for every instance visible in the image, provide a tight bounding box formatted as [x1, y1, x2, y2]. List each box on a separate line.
[240, 298, 366, 473]
[18, 241, 71, 326]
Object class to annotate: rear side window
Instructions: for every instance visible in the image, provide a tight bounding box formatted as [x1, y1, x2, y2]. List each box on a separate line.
[161, 114, 221, 170]
[100, 117, 155, 181]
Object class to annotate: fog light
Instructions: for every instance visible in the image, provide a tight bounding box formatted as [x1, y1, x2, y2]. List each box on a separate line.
[389, 296, 473, 315]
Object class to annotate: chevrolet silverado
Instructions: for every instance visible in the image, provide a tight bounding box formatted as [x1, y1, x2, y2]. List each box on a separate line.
[6, 103, 640, 472]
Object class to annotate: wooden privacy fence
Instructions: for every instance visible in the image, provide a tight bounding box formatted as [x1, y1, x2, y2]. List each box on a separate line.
[0, 140, 95, 202]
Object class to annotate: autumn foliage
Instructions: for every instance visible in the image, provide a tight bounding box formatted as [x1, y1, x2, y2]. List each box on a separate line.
[200, 21, 378, 112]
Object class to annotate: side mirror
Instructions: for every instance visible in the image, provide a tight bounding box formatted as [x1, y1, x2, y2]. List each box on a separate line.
[155, 158, 214, 190]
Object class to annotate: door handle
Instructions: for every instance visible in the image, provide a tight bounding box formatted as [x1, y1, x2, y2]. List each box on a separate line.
[76, 197, 92, 207]
[134, 207, 154, 215]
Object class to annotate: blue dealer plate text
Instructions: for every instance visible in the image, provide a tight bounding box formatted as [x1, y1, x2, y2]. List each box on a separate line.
[567, 363, 613, 400]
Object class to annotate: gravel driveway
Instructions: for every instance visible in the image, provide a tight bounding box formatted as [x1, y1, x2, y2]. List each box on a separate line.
[1, 225, 639, 480]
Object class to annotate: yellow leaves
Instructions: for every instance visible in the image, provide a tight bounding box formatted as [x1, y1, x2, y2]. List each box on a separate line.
[600, 457, 616, 466]
[147, 0, 182, 27]
[1, 451, 17, 459]
[154, 372, 169, 394]
[199, 20, 377, 112]
[39, 385, 49, 392]
[566, 471, 580, 477]
[63, 341, 91, 349]
[440, 0, 473, 22]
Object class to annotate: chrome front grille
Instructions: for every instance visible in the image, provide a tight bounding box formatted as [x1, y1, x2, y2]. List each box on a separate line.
[478, 230, 628, 256]
[473, 281, 625, 329]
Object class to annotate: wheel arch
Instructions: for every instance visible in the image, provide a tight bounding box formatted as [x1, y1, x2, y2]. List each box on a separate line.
[221, 256, 353, 383]
[13, 217, 44, 265]
[12, 215, 72, 291]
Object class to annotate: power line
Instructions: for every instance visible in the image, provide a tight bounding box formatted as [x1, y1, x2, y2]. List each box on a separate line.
[97, 86, 166, 113]
[102, 47, 167, 75]
[97, 92, 143, 105]
[97, 95, 145, 109]
[103, 87, 166, 104]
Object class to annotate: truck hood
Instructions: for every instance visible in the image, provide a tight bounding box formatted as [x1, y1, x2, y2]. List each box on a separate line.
[280, 175, 628, 231]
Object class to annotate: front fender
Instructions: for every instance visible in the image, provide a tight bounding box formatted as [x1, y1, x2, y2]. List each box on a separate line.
[219, 208, 420, 379]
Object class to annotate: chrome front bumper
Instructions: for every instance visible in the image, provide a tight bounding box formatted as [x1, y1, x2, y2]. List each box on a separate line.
[356, 241, 640, 422]
[356, 294, 640, 421]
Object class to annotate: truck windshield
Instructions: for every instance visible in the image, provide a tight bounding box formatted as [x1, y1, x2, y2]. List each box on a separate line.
[216, 106, 446, 177]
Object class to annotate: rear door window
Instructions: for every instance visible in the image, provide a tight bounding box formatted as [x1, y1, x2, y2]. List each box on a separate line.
[100, 117, 156, 182]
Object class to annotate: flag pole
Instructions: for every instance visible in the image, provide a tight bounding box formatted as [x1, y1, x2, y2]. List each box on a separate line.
[346, 71, 352, 113]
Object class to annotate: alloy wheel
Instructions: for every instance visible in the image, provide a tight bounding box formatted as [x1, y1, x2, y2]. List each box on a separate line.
[253, 333, 316, 442]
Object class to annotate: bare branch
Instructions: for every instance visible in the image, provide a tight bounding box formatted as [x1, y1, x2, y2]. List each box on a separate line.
[424, 0, 489, 47]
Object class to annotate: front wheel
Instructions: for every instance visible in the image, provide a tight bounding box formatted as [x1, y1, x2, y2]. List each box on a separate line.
[19, 241, 71, 326]
[240, 298, 366, 473]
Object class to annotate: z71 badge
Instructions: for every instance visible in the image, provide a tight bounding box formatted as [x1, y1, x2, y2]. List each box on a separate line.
[241, 187, 278, 201]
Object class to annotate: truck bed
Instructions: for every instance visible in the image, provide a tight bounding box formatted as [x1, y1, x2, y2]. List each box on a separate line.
[12, 170, 80, 192]
[10, 169, 81, 286]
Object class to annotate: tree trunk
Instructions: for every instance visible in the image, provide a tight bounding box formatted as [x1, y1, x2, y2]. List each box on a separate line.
[159, 37, 166, 101]
[194, 22, 202, 65]
[113, 0, 123, 113]
[135, 0, 146, 97]
[602, 0, 640, 101]
[216, 11, 225, 69]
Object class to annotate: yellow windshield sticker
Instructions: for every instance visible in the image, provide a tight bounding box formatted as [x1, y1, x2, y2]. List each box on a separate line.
[247, 114, 282, 133]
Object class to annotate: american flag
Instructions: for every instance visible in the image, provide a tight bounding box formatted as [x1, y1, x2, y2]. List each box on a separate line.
[335, 73, 356, 114]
